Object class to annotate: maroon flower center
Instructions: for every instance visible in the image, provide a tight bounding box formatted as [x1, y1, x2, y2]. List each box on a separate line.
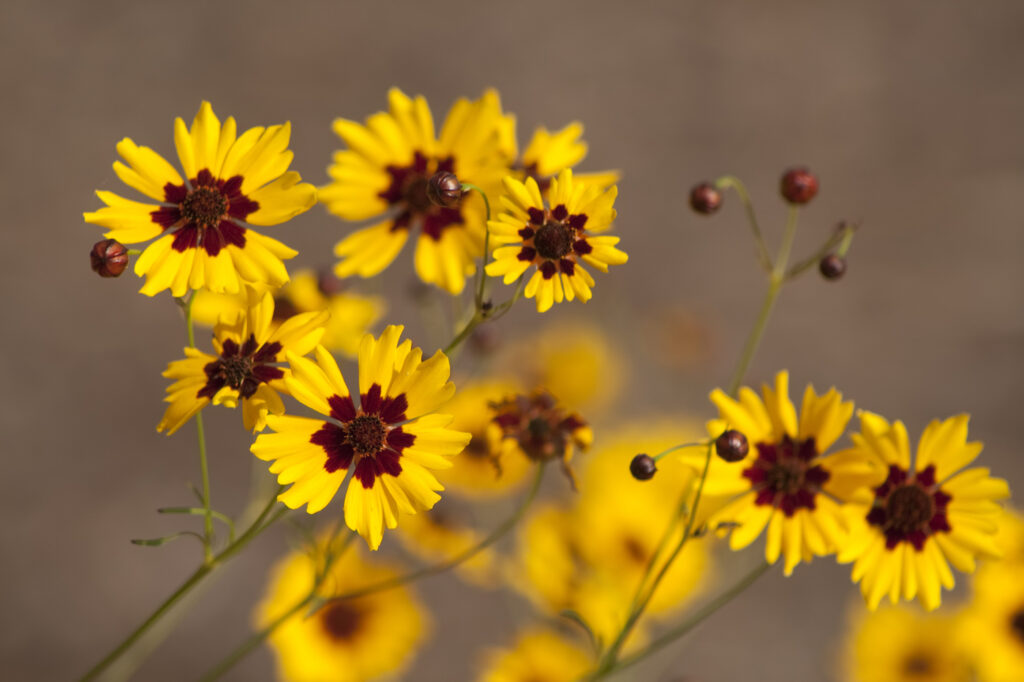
[902, 653, 934, 676]
[622, 535, 648, 564]
[309, 384, 416, 489]
[320, 602, 364, 642]
[743, 436, 829, 516]
[534, 221, 574, 260]
[346, 415, 387, 456]
[180, 187, 228, 228]
[1010, 609, 1024, 643]
[380, 152, 463, 240]
[866, 464, 952, 551]
[515, 204, 592, 280]
[491, 392, 586, 462]
[197, 335, 283, 400]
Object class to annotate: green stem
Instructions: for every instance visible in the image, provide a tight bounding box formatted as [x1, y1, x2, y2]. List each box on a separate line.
[715, 175, 772, 271]
[181, 294, 215, 562]
[591, 562, 771, 679]
[462, 182, 492, 311]
[784, 222, 855, 281]
[315, 463, 545, 608]
[79, 492, 286, 682]
[442, 275, 526, 357]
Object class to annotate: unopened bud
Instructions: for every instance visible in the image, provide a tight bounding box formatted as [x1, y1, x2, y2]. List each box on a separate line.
[90, 239, 129, 278]
[426, 171, 463, 208]
[780, 167, 818, 205]
[630, 454, 658, 481]
[715, 429, 749, 462]
[689, 182, 722, 215]
[819, 254, 846, 280]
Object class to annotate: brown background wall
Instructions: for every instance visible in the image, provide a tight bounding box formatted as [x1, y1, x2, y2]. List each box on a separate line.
[2, 1, 1023, 680]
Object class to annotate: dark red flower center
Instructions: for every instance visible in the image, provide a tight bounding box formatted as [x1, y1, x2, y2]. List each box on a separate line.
[310, 383, 416, 489]
[866, 464, 952, 551]
[902, 653, 935, 676]
[515, 204, 592, 280]
[622, 535, 648, 565]
[197, 334, 283, 400]
[1010, 609, 1024, 643]
[381, 152, 463, 240]
[151, 169, 259, 256]
[320, 602, 364, 642]
[742, 436, 829, 517]
[491, 391, 586, 462]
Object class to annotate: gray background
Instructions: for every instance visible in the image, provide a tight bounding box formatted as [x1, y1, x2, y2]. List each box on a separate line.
[2, 1, 1022, 680]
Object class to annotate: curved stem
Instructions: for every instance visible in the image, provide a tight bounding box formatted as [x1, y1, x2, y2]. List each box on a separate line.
[590, 562, 771, 680]
[462, 182, 492, 311]
[442, 274, 526, 357]
[315, 463, 545, 609]
[715, 175, 771, 271]
[79, 491, 286, 682]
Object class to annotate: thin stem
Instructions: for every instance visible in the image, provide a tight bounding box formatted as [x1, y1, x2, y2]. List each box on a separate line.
[783, 222, 855, 281]
[315, 462, 545, 609]
[442, 274, 526, 357]
[715, 175, 772, 271]
[181, 294, 215, 562]
[462, 182, 492, 311]
[80, 491, 286, 682]
[591, 562, 771, 679]
[651, 441, 708, 463]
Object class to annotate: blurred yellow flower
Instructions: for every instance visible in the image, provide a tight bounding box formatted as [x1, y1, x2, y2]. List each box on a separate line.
[842, 604, 971, 682]
[510, 121, 619, 196]
[256, 538, 429, 682]
[960, 560, 1024, 682]
[477, 628, 591, 682]
[394, 500, 500, 587]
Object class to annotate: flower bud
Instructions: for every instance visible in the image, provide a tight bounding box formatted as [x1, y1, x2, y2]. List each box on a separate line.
[689, 182, 722, 215]
[819, 254, 846, 280]
[90, 239, 129, 278]
[630, 454, 658, 481]
[780, 167, 818, 204]
[715, 429, 749, 462]
[426, 171, 463, 208]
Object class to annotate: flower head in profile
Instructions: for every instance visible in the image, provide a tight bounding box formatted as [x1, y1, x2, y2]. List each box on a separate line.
[485, 169, 626, 312]
[256, 537, 429, 682]
[838, 412, 1009, 610]
[320, 89, 512, 294]
[509, 121, 619, 195]
[251, 326, 470, 549]
[691, 371, 867, 575]
[84, 102, 315, 297]
[157, 289, 327, 435]
[477, 628, 591, 682]
[841, 604, 972, 682]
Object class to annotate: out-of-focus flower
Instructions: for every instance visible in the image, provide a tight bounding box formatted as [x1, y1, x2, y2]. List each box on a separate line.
[321, 89, 511, 294]
[477, 628, 592, 682]
[485, 169, 626, 313]
[251, 326, 470, 550]
[84, 102, 315, 297]
[256, 537, 429, 682]
[838, 413, 1009, 610]
[157, 289, 327, 435]
[394, 499, 499, 587]
[510, 121, 618, 195]
[842, 604, 971, 682]
[960, 559, 1024, 681]
[437, 380, 533, 499]
[689, 370, 865, 575]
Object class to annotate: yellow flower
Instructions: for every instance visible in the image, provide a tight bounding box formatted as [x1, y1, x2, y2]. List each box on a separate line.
[251, 326, 471, 549]
[485, 169, 626, 312]
[394, 500, 499, 587]
[960, 561, 1024, 681]
[157, 289, 327, 435]
[437, 380, 533, 499]
[512, 121, 619, 194]
[190, 270, 385, 359]
[842, 604, 972, 682]
[477, 629, 591, 682]
[693, 370, 863, 575]
[84, 101, 315, 297]
[838, 412, 1010, 610]
[321, 89, 512, 294]
[256, 538, 429, 682]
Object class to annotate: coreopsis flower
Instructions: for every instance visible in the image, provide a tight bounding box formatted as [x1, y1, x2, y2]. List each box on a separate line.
[320, 89, 512, 294]
[960, 561, 1024, 681]
[485, 169, 626, 312]
[394, 500, 499, 587]
[84, 102, 315, 297]
[490, 390, 592, 486]
[256, 538, 428, 682]
[157, 290, 327, 435]
[512, 122, 619, 194]
[689, 371, 868, 576]
[477, 629, 591, 682]
[838, 412, 1010, 610]
[250, 326, 470, 549]
[437, 380, 532, 499]
[842, 605, 972, 682]
[190, 270, 384, 359]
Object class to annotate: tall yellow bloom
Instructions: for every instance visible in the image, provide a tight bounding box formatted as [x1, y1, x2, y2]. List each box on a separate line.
[485, 169, 626, 312]
[251, 326, 470, 549]
[84, 102, 315, 297]
[321, 89, 512, 294]
[838, 412, 1010, 610]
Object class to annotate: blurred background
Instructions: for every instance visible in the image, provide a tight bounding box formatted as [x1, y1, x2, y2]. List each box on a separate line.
[2, 0, 1023, 680]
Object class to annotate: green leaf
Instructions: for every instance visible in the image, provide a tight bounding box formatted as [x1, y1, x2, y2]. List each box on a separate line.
[130, 531, 206, 547]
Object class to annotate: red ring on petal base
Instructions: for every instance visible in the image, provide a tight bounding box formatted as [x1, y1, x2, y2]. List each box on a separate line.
[742, 436, 830, 517]
[151, 169, 259, 256]
[866, 464, 953, 551]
